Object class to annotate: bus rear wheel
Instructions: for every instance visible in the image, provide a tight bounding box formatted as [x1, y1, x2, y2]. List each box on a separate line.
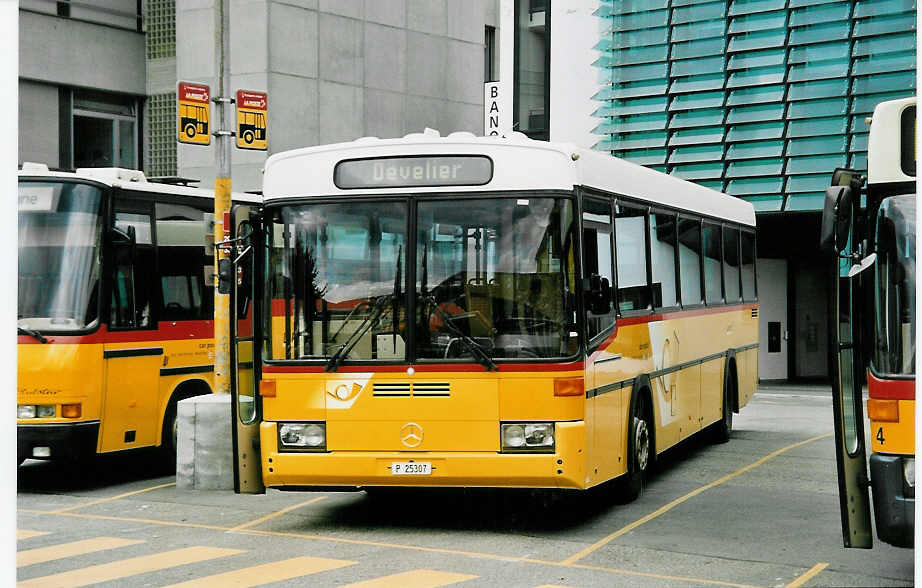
[620, 391, 652, 502]
[711, 362, 735, 444]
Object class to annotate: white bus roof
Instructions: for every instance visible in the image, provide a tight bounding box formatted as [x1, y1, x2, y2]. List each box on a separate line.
[263, 131, 755, 227]
[18, 163, 261, 204]
[867, 96, 915, 186]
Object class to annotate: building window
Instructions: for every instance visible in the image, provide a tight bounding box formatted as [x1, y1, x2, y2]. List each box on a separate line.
[72, 90, 139, 169]
[485, 26, 497, 83]
[513, 0, 549, 140]
[146, 93, 177, 177]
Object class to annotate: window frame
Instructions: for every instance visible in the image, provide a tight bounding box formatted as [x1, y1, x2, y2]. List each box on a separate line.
[702, 220, 724, 306]
[580, 193, 617, 346]
[613, 199, 654, 318]
[649, 207, 682, 313]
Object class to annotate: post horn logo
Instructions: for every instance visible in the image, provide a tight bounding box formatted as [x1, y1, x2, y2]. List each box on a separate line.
[400, 422, 423, 448]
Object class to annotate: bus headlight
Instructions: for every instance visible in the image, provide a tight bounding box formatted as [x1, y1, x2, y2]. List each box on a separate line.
[278, 422, 326, 452]
[501, 422, 554, 452]
[17, 405, 35, 419]
[18, 405, 56, 419]
[904, 458, 914, 488]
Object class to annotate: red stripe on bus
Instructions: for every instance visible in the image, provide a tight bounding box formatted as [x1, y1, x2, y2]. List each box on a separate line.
[868, 371, 916, 400]
[262, 361, 584, 374]
[17, 321, 215, 345]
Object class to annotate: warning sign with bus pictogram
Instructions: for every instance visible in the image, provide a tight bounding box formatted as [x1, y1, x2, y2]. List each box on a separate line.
[235, 90, 268, 151]
[177, 82, 211, 145]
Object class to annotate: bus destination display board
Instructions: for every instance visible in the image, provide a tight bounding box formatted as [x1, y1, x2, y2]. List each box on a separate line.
[334, 156, 492, 189]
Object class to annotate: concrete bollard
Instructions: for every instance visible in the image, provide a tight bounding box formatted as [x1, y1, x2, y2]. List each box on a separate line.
[176, 395, 234, 490]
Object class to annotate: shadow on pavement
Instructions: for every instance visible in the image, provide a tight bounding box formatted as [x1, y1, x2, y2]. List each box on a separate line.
[17, 449, 173, 493]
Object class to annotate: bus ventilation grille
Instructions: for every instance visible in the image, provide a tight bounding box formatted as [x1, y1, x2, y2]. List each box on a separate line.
[373, 383, 410, 397]
[372, 382, 451, 397]
[411, 382, 451, 397]
[751, 308, 759, 318]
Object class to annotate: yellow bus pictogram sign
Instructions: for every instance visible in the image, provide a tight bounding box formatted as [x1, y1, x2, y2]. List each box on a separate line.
[236, 90, 268, 151]
[178, 82, 211, 145]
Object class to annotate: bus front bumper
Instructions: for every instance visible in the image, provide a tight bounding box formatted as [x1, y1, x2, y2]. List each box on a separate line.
[261, 421, 588, 490]
[18, 421, 100, 463]
[869, 453, 915, 548]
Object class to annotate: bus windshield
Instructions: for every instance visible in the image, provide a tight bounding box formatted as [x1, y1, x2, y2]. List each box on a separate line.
[873, 193, 915, 376]
[18, 181, 104, 331]
[264, 195, 578, 362]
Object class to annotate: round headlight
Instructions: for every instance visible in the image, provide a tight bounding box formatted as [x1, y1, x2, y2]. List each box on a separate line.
[503, 424, 526, 448]
[303, 424, 325, 447]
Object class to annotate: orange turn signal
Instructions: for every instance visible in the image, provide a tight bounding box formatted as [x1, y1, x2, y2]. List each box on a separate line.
[259, 380, 277, 398]
[61, 403, 81, 418]
[554, 376, 584, 397]
[867, 398, 899, 422]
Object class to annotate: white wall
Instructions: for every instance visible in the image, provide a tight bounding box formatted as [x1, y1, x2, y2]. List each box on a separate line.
[548, 0, 600, 148]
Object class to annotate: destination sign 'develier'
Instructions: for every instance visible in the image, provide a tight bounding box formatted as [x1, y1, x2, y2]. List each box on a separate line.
[334, 156, 493, 189]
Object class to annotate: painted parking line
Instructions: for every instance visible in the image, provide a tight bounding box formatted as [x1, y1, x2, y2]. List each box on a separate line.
[51, 481, 176, 513]
[560, 432, 833, 565]
[162, 555, 357, 587]
[340, 569, 478, 588]
[18, 537, 144, 567]
[785, 563, 828, 588]
[17, 530, 50, 540]
[17, 546, 244, 588]
[229, 496, 327, 531]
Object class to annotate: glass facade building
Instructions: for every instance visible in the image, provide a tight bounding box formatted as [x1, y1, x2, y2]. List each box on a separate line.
[591, 0, 916, 213]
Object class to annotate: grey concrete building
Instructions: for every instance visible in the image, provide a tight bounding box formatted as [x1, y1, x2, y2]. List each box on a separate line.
[19, 0, 500, 193]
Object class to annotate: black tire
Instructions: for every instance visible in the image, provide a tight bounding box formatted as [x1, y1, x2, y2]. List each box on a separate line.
[160, 400, 179, 467]
[712, 363, 735, 444]
[184, 124, 196, 139]
[620, 390, 653, 502]
[243, 130, 255, 144]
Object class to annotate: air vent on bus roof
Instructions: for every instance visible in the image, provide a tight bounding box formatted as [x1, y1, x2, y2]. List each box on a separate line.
[76, 168, 147, 183]
[20, 162, 50, 174]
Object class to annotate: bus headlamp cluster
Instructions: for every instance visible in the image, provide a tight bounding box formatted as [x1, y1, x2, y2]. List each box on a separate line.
[278, 422, 326, 452]
[501, 422, 554, 452]
[18, 404, 56, 419]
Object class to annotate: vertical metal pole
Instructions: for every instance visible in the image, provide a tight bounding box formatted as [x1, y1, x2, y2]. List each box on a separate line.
[214, 0, 232, 394]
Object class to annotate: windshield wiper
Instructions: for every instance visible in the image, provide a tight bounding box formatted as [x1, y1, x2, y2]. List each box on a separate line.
[18, 327, 48, 344]
[325, 295, 390, 372]
[423, 294, 497, 371]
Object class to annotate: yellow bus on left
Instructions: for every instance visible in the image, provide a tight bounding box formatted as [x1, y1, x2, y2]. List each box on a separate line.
[17, 163, 260, 465]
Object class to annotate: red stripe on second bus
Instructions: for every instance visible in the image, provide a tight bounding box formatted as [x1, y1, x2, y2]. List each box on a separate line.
[262, 361, 584, 374]
[868, 371, 916, 400]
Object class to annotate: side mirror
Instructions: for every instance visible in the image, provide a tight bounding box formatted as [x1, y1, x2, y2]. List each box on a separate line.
[584, 274, 612, 315]
[820, 185, 853, 253]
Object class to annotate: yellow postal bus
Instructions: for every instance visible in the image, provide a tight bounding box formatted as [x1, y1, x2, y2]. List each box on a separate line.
[17, 164, 258, 465]
[229, 131, 758, 497]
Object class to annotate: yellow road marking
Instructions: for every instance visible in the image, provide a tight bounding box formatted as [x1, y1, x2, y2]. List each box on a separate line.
[51, 481, 176, 513]
[560, 432, 833, 565]
[161, 555, 357, 587]
[229, 496, 327, 531]
[17, 530, 49, 540]
[16, 510, 758, 587]
[17, 546, 244, 588]
[341, 569, 478, 588]
[786, 563, 829, 588]
[18, 536, 145, 567]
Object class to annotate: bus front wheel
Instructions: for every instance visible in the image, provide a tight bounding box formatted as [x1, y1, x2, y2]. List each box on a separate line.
[620, 389, 653, 502]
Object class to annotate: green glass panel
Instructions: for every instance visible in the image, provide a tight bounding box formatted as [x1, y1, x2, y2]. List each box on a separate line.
[852, 91, 915, 114]
[670, 56, 725, 77]
[741, 195, 784, 211]
[853, 33, 916, 57]
[729, 0, 787, 16]
[788, 22, 850, 45]
[784, 154, 847, 174]
[612, 27, 669, 48]
[610, 131, 668, 149]
[727, 48, 786, 70]
[785, 192, 827, 211]
[852, 71, 917, 95]
[671, 37, 727, 60]
[592, 86, 616, 101]
[668, 144, 727, 163]
[611, 44, 670, 65]
[671, 109, 726, 129]
[788, 58, 850, 82]
[593, 137, 618, 152]
[696, 180, 726, 191]
[788, 41, 850, 64]
[613, 62, 669, 82]
[727, 66, 785, 88]
[790, 0, 850, 7]
[727, 121, 785, 141]
[669, 91, 726, 111]
[613, 9, 669, 32]
[785, 174, 831, 192]
[673, 2, 726, 25]
[611, 0, 669, 14]
[669, 126, 725, 145]
[669, 73, 726, 93]
[853, 13, 917, 38]
[594, 4, 614, 18]
[849, 116, 871, 133]
[726, 139, 784, 159]
[613, 79, 670, 98]
[593, 37, 613, 52]
[672, 0, 721, 5]
[727, 29, 786, 52]
[672, 19, 726, 42]
[725, 158, 784, 177]
[850, 133, 869, 152]
[854, 0, 916, 18]
[728, 177, 784, 194]
[670, 162, 726, 180]
[727, 85, 786, 105]
[786, 116, 847, 137]
[727, 103, 784, 123]
[728, 10, 787, 33]
[785, 97, 848, 119]
[849, 152, 868, 170]
[787, 78, 848, 100]
[789, 2, 851, 27]
[785, 135, 848, 156]
[619, 148, 668, 165]
[853, 51, 916, 76]
[609, 96, 669, 115]
[607, 113, 669, 133]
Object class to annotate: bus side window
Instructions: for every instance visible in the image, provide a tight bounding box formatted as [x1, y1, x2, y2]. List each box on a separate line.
[723, 226, 741, 303]
[702, 222, 723, 304]
[582, 197, 615, 339]
[155, 202, 213, 321]
[111, 210, 153, 328]
[741, 231, 756, 301]
[650, 212, 678, 308]
[678, 217, 702, 306]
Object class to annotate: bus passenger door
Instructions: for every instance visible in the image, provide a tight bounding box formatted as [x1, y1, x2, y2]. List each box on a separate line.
[229, 205, 265, 494]
[823, 184, 872, 548]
